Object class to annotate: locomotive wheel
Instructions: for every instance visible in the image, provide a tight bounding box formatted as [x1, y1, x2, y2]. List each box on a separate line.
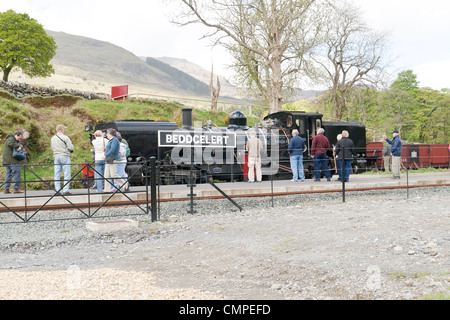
[82, 176, 95, 189]
[358, 162, 367, 173]
[162, 174, 175, 185]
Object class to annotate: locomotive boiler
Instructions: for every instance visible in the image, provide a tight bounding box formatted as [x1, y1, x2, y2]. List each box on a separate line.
[87, 108, 370, 185]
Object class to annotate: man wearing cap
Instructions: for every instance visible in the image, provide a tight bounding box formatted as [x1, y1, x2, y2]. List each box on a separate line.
[384, 130, 402, 179]
[51, 124, 74, 195]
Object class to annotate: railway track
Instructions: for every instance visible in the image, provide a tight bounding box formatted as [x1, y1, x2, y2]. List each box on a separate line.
[1, 173, 448, 214]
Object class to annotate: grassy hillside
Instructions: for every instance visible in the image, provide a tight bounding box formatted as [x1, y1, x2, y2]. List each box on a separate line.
[1, 91, 259, 188]
[0, 91, 255, 165]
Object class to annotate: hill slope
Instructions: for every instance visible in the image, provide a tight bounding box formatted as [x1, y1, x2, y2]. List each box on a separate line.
[7, 30, 322, 102]
[9, 31, 219, 98]
[154, 57, 241, 99]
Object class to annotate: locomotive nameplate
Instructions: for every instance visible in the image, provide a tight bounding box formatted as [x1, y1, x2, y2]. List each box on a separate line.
[158, 130, 237, 148]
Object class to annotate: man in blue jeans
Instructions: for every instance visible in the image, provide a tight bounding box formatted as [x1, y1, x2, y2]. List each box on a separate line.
[334, 130, 355, 182]
[288, 129, 306, 182]
[3, 130, 24, 193]
[51, 124, 74, 195]
[311, 128, 331, 182]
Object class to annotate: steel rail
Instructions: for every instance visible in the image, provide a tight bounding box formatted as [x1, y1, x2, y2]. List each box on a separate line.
[1, 182, 447, 214]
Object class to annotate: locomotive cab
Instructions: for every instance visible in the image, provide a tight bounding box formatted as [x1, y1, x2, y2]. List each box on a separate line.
[263, 111, 325, 179]
[264, 111, 323, 154]
[264, 111, 322, 136]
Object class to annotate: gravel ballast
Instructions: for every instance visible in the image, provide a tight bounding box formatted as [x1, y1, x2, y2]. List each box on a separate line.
[0, 186, 449, 300]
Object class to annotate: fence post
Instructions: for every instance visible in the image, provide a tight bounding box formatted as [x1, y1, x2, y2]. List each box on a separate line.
[342, 147, 346, 203]
[271, 171, 274, 208]
[23, 164, 28, 222]
[187, 166, 197, 215]
[87, 163, 91, 217]
[406, 166, 409, 199]
[150, 157, 157, 222]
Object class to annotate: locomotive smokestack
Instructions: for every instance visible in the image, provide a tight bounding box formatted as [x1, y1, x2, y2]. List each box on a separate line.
[182, 108, 193, 129]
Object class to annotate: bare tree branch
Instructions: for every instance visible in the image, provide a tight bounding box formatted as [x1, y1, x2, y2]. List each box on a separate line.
[310, 0, 390, 120]
[173, 0, 320, 113]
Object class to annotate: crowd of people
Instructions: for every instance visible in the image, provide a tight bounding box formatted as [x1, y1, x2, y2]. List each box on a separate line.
[2, 124, 130, 195]
[3, 125, 403, 193]
[91, 128, 130, 194]
[246, 128, 403, 183]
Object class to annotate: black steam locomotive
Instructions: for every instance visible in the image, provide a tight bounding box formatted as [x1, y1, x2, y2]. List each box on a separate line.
[87, 108, 368, 185]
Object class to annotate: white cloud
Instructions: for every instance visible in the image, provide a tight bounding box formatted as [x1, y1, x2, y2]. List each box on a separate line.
[1, 0, 449, 89]
[415, 61, 450, 90]
[358, 0, 450, 90]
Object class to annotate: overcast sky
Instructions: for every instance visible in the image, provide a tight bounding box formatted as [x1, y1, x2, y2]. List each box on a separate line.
[1, 0, 449, 91]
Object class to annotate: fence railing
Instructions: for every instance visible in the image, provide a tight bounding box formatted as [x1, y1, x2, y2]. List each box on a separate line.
[0, 157, 242, 224]
[0, 159, 158, 224]
[0, 148, 448, 224]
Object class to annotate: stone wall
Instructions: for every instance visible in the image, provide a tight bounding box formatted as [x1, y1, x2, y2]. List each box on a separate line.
[0, 81, 110, 100]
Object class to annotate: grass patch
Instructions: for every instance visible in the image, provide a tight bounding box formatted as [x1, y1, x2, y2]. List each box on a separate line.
[423, 293, 450, 300]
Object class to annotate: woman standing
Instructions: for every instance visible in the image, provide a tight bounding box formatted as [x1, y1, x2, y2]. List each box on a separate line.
[91, 130, 108, 192]
[115, 132, 129, 191]
[103, 128, 129, 193]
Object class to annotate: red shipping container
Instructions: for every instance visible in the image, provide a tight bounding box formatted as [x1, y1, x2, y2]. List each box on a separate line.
[366, 142, 383, 170]
[111, 85, 128, 100]
[430, 144, 450, 167]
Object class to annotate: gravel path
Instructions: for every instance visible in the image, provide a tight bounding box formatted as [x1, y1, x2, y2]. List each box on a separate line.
[0, 186, 449, 300]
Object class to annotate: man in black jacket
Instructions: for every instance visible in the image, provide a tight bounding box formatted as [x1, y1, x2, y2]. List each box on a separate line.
[334, 130, 355, 182]
[2, 130, 24, 193]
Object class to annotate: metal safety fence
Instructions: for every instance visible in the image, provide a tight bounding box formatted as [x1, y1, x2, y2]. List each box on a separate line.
[0, 158, 158, 224]
[0, 146, 448, 224]
[0, 157, 242, 224]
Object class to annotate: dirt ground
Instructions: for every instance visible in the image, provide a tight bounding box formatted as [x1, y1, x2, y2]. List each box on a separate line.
[0, 188, 449, 301]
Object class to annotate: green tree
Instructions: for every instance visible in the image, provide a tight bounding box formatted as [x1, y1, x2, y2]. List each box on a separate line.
[0, 10, 56, 82]
[411, 88, 450, 143]
[376, 88, 415, 139]
[390, 70, 419, 92]
[346, 87, 379, 127]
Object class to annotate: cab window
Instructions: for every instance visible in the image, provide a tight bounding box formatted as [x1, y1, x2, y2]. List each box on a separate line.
[316, 119, 322, 128]
[286, 115, 293, 128]
[296, 118, 306, 137]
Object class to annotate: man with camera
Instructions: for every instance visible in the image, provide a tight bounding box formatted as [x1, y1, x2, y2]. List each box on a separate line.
[51, 124, 74, 195]
[2, 130, 24, 194]
[383, 130, 402, 180]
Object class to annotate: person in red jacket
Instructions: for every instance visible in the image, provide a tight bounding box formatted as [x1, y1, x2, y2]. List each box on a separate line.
[311, 128, 331, 182]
